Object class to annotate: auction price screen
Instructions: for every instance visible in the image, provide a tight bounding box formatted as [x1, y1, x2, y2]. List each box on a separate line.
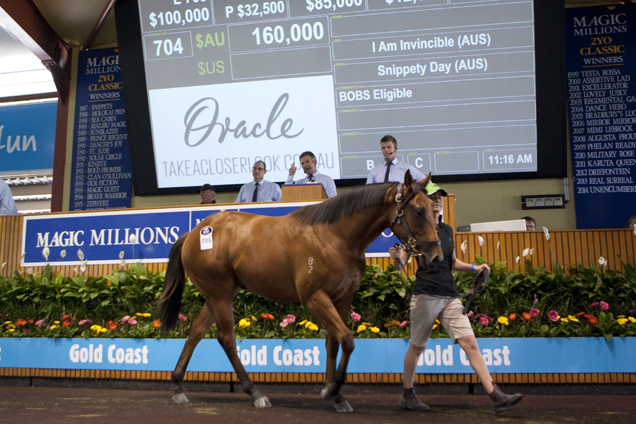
[136, 0, 538, 188]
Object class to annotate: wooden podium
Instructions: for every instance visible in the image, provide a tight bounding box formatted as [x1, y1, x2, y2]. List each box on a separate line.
[281, 184, 327, 201]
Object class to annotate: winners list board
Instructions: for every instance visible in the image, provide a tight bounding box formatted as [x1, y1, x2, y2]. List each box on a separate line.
[566, 4, 636, 229]
[124, 0, 547, 191]
[70, 49, 132, 211]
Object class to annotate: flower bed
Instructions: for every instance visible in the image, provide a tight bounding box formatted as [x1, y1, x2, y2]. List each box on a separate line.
[2, 259, 636, 341]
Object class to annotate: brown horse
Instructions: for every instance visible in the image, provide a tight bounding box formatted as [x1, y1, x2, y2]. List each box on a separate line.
[159, 171, 442, 412]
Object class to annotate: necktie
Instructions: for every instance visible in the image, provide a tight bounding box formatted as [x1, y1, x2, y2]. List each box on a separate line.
[384, 162, 392, 183]
[308, 174, 315, 182]
[252, 182, 259, 202]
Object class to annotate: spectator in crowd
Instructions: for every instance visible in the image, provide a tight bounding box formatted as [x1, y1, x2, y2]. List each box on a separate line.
[626, 215, 636, 230]
[284, 151, 337, 198]
[0, 179, 18, 215]
[366, 135, 425, 184]
[235, 161, 281, 203]
[198, 184, 217, 204]
[521, 216, 536, 231]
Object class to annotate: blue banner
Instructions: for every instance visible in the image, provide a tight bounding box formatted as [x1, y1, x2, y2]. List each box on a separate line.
[0, 101, 57, 173]
[1, 337, 634, 374]
[566, 4, 636, 229]
[22, 203, 398, 266]
[70, 48, 132, 211]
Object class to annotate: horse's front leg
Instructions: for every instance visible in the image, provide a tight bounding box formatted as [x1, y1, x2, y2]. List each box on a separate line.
[213, 298, 271, 408]
[171, 302, 215, 403]
[305, 291, 355, 412]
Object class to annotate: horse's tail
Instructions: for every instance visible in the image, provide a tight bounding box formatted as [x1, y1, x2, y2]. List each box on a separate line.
[159, 232, 189, 331]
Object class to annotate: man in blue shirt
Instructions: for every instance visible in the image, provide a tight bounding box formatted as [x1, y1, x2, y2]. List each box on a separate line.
[366, 135, 425, 184]
[0, 179, 18, 215]
[284, 151, 337, 198]
[235, 161, 281, 203]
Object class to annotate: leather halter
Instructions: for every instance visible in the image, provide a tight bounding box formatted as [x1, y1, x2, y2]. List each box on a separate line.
[390, 182, 441, 258]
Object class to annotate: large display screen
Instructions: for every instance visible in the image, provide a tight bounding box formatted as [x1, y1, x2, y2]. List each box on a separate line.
[115, 0, 566, 195]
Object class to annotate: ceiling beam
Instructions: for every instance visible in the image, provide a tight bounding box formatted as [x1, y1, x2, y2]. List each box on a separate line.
[83, 0, 117, 50]
[0, 0, 72, 104]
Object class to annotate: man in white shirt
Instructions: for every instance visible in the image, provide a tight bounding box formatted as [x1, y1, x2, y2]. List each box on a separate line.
[284, 151, 337, 198]
[366, 135, 425, 184]
[0, 179, 18, 215]
[235, 161, 281, 203]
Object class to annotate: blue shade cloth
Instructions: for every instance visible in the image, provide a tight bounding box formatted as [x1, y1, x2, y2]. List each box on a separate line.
[284, 171, 337, 198]
[366, 160, 426, 184]
[235, 180, 281, 203]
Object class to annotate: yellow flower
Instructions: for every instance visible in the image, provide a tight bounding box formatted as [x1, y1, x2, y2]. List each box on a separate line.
[362, 322, 372, 326]
[136, 313, 151, 317]
[560, 318, 569, 323]
[54, 320, 60, 324]
[370, 327, 380, 333]
[629, 317, 636, 323]
[617, 315, 625, 318]
[252, 316, 257, 321]
[299, 320, 307, 326]
[100, 327, 107, 333]
[7, 328, 15, 333]
[50, 325, 60, 330]
[307, 323, 319, 331]
[356, 324, 367, 333]
[4, 321, 11, 325]
[238, 318, 251, 329]
[568, 315, 579, 322]
[498, 316, 509, 326]
[432, 324, 438, 330]
[617, 318, 628, 325]
[6, 324, 15, 330]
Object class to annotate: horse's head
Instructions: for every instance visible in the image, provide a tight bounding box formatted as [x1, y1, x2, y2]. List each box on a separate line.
[390, 171, 443, 267]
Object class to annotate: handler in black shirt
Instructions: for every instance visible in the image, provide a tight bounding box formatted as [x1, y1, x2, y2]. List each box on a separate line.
[389, 182, 522, 414]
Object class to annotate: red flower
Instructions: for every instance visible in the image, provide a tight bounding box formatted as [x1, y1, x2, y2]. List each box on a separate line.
[260, 313, 274, 320]
[576, 311, 586, 317]
[62, 320, 71, 327]
[522, 312, 532, 320]
[153, 319, 161, 328]
[107, 321, 118, 330]
[586, 316, 598, 324]
[16, 319, 28, 326]
[508, 313, 517, 320]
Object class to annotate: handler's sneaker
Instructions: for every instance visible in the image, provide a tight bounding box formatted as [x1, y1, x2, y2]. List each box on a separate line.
[489, 386, 523, 414]
[399, 388, 430, 411]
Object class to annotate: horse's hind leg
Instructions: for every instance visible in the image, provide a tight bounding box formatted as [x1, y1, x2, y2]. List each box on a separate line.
[213, 297, 271, 408]
[171, 302, 216, 404]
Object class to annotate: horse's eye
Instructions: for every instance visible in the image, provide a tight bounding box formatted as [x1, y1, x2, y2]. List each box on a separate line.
[415, 208, 424, 216]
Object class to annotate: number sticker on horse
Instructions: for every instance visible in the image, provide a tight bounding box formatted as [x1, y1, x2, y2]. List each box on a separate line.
[308, 256, 314, 274]
[200, 226, 213, 250]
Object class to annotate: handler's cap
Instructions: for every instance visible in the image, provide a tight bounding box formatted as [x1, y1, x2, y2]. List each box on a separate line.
[425, 182, 447, 196]
[198, 183, 215, 192]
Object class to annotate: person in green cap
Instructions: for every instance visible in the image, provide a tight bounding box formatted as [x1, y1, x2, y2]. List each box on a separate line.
[389, 181, 522, 414]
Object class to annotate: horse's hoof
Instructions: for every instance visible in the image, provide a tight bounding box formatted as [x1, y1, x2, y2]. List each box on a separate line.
[172, 393, 189, 404]
[334, 400, 353, 413]
[254, 396, 272, 408]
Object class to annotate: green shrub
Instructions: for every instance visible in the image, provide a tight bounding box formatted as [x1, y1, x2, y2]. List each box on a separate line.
[1, 260, 635, 339]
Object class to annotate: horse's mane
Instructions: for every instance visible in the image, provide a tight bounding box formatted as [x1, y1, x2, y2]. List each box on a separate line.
[290, 182, 398, 225]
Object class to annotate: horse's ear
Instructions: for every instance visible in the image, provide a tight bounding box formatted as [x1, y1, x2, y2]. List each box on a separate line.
[419, 172, 432, 187]
[404, 169, 414, 188]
